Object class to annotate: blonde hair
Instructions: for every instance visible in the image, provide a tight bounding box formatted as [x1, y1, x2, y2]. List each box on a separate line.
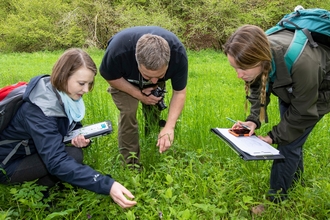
[135, 34, 170, 70]
[223, 25, 272, 122]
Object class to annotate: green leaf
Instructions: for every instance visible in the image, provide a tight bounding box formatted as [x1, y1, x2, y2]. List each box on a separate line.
[242, 195, 253, 203]
[165, 174, 173, 185]
[179, 209, 191, 220]
[164, 187, 172, 199]
[45, 209, 76, 220]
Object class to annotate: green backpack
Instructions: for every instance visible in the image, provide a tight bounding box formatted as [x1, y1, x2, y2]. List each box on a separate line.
[266, 7, 330, 74]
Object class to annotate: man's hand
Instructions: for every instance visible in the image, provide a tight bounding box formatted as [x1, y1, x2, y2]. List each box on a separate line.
[141, 87, 154, 96]
[157, 128, 174, 153]
[108, 78, 160, 105]
[110, 182, 137, 208]
[155, 88, 185, 153]
[140, 87, 162, 105]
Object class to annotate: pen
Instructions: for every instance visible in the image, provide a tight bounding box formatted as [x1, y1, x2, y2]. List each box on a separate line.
[226, 117, 251, 130]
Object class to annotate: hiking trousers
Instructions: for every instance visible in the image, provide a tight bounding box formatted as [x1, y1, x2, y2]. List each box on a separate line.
[108, 82, 165, 165]
[0, 146, 83, 187]
[268, 98, 322, 202]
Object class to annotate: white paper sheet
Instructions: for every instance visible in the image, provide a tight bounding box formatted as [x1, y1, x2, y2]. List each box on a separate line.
[215, 128, 280, 156]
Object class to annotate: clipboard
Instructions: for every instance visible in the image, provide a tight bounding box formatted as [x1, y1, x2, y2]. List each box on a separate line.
[211, 128, 285, 161]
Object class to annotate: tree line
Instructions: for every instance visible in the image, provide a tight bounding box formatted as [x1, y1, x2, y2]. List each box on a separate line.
[0, 0, 328, 52]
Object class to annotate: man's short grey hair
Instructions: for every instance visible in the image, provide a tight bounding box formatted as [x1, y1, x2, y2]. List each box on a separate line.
[135, 34, 170, 70]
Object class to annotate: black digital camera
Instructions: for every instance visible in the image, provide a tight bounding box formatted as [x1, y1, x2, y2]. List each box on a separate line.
[151, 87, 167, 111]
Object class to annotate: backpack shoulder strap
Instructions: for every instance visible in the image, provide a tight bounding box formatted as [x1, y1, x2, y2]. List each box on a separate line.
[265, 26, 285, 36]
[0, 139, 30, 166]
[284, 29, 309, 73]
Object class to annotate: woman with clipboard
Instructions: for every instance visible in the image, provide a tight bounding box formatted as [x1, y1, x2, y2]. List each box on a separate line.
[223, 24, 330, 208]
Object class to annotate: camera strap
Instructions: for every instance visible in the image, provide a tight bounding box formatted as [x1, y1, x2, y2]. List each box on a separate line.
[138, 73, 156, 90]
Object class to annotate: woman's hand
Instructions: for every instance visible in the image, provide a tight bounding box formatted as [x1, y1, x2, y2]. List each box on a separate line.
[232, 121, 257, 136]
[71, 134, 90, 148]
[110, 182, 137, 208]
[258, 135, 273, 144]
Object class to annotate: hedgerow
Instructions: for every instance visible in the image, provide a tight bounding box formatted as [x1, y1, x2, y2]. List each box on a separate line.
[0, 0, 329, 51]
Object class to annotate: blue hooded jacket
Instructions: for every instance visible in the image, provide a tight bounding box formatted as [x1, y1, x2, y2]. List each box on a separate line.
[0, 75, 114, 195]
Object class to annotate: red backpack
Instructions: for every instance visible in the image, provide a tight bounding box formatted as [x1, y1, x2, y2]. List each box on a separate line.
[0, 82, 30, 166]
[0, 82, 28, 132]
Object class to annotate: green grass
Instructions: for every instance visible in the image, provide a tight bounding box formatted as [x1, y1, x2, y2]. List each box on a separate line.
[0, 49, 329, 219]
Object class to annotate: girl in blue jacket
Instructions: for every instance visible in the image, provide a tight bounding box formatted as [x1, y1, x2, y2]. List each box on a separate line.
[0, 48, 136, 208]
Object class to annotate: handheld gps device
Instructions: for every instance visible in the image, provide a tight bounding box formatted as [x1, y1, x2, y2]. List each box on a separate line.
[63, 120, 113, 144]
[229, 128, 252, 137]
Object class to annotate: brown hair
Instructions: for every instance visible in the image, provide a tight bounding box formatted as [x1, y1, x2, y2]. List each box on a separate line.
[223, 25, 272, 122]
[135, 34, 170, 70]
[51, 48, 97, 93]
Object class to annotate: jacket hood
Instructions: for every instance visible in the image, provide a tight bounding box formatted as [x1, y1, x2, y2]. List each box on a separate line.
[23, 75, 66, 117]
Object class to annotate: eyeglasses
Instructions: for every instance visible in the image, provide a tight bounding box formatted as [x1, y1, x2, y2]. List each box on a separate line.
[138, 72, 165, 90]
[138, 72, 154, 90]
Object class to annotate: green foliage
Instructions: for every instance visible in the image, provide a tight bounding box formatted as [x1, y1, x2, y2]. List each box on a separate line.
[5, 181, 49, 218]
[0, 49, 330, 219]
[55, 7, 87, 49]
[0, 0, 67, 51]
[1, 0, 330, 52]
[64, 0, 119, 49]
[0, 0, 11, 23]
[114, 0, 184, 36]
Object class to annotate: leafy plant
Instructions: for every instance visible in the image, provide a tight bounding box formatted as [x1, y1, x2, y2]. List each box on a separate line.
[0, 50, 329, 219]
[1, 0, 330, 52]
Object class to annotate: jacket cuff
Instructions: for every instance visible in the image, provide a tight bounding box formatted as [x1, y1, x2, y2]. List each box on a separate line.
[99, 175, 115, 195]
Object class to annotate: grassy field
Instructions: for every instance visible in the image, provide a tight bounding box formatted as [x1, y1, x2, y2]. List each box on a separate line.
[0, 49, 329, 219]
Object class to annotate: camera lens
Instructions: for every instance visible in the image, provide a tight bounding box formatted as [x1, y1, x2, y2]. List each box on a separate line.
[151, 87, 167, 111]
[157, 99, 167, 111]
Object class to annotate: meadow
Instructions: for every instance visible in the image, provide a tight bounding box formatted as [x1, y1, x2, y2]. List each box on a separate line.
[0, 49, 329, 219]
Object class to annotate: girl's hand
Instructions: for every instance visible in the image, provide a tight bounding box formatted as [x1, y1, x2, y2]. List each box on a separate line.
[258, 135, 273, 144]
[110, 182, 137, 208]
[232, 121, 257, 136]
[71, 134, 90, 148]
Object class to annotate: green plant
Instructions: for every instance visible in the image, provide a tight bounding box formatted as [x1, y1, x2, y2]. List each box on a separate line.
[0, 0, 71, 52]
[9, 181, 49, 218]
[2, 0, 330, 52]
[0, 50, 329, 219]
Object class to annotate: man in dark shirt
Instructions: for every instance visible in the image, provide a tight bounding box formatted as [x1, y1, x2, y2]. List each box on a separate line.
[100, 26, 188, 165]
